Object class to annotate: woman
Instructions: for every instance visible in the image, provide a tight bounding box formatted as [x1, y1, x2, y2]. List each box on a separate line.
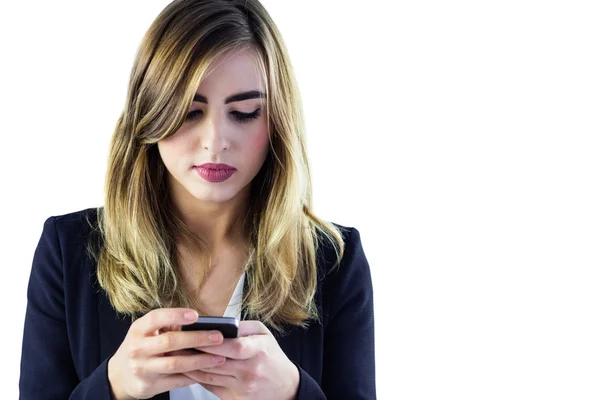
[19, 0, 376, 399]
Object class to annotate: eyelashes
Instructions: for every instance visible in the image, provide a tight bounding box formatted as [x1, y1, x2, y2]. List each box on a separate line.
[185, 108, 261, 123]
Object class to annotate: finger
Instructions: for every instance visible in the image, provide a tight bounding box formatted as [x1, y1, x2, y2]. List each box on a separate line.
[145, 353, 226, 375]
[201, 358, 247, 377]
[183, 369, 237, 389]
[194, 336, 262, 360]
[135, 308, 199, 336]
[238, 320, 270, 337]
[164, 348, 205, 357]
[144, 330, 224, 356]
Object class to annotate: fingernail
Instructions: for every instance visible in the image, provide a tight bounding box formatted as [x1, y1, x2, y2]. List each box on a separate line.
[212, 356, 225, 364]
[209, 332, 222, 342]
[185, 311, 197, 320]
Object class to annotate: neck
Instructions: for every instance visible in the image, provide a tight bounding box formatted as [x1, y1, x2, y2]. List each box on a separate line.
[167, 173, 251, 250]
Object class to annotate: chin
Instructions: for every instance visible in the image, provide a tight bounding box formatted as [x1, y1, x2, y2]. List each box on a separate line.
[188, 185, 239, 203]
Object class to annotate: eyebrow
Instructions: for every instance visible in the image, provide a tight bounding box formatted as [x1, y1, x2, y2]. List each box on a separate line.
[192, 90, 266, 104]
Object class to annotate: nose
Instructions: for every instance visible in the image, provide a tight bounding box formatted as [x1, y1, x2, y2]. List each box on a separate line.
[201, 112, 231, 154]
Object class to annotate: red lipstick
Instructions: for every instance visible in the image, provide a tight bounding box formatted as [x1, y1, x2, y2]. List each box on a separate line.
[193, 163, 237, 183]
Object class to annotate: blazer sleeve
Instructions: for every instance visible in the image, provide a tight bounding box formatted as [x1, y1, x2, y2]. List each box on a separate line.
[293, 227, 376, 399]
[19, 216, 113, 400]
[321, 227, 377, 399]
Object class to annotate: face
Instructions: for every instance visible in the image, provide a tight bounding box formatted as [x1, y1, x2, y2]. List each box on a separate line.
[158, 48, 270, 206]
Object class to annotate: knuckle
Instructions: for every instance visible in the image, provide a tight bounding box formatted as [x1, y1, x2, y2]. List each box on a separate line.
[197, 355, 211, 368]
[204, 371, 216, 384]
[256, 348, 268, 360]
[255, 363, 265, 378]
[164, 357, 180, 372]
[246, 379, 259, 393]
[233, 341, 246, 357]
[194, 370, 213, 383]
[245, 366, 260, 381]
[127, 348, 139, 360]
[130, 361, 144, 377]
[193, 331, 207, 345]
[126, 344, 141, 359]
[159, 333, 174, 349]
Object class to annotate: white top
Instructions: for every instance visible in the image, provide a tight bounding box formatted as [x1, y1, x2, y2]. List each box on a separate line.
[170, 251, 252, 400]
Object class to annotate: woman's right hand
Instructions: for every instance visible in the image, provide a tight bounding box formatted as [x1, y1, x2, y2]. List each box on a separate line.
[107, 308, 226, 400]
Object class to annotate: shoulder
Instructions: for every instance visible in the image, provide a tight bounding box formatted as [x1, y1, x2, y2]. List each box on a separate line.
[316, 222, 368, 278]
[44, 206, 101, 246]
[37, 207, 103, 270]
[316, 222, 372, 298]
[314, 222, 373, 328]
[28, 207, 104, 303]
[330, 222, 363, 257]
[49, 206, 100, 231]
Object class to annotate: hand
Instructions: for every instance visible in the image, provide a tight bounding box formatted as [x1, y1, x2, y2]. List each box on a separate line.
[182, 321, 300, 400]
[107, 308, 228, 400]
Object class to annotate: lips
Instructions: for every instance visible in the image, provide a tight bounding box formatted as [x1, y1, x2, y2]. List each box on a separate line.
[196, 163, 236, 170]
[193, 164, 237, 182]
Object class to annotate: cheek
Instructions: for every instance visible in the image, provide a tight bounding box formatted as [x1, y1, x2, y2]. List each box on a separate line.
[158, 136, 186, 168]
[250, 129, 270, 154]
[158, 141, 173, 163]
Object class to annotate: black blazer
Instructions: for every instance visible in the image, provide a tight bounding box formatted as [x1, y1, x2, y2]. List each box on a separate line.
[19, 208, 376, 399]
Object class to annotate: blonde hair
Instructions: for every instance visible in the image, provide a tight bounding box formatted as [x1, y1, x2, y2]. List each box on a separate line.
[85, 0, 345, 333]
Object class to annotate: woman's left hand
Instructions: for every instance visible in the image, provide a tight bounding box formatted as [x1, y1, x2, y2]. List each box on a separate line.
[182, 320, 300, 400]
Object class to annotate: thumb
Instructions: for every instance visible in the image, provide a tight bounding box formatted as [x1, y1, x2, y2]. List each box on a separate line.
[238, 320, 270, 337]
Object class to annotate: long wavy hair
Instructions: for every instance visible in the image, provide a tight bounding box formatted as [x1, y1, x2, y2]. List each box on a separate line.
[85, 0, 345, 333]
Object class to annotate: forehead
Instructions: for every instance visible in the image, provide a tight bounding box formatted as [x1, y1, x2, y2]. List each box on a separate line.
[197, 47, 265, 95]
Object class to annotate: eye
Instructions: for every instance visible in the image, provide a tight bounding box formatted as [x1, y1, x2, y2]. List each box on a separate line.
[185, 110, 203, 121]
[184, 108, 261, 123]
[231, 108, 261, 123]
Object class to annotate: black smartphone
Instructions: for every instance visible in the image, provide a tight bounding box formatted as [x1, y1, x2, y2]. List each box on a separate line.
[181, 316, 239, 338]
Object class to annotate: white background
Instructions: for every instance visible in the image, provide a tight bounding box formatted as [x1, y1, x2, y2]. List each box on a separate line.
[2, 1, 599, 399]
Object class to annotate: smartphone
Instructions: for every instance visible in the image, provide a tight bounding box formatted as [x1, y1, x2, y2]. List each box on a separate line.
[181, 316, 239, 338]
